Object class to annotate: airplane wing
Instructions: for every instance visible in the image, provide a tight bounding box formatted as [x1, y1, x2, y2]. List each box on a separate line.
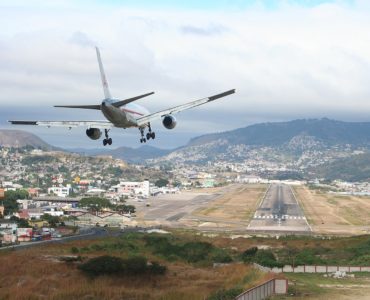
[8, 120, 113, 129]
[136, 89, 235, 126]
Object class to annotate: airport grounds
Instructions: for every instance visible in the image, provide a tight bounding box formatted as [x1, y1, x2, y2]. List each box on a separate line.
[2, 183, 370, 299]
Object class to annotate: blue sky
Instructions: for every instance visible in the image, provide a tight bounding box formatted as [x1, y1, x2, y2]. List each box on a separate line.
[91, 0, 354, 10]
[0, 0, 369, 149]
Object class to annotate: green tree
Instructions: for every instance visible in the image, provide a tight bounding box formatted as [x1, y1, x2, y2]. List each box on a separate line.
[155, 178, 169, 187]
[79, 197, 112, 212]
[41, 214, 61, 227]
[114, 204, 136, 214]
[3, 190, 29, 215]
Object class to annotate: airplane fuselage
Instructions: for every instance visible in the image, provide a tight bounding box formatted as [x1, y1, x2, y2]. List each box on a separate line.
[101, 99, 150, 128]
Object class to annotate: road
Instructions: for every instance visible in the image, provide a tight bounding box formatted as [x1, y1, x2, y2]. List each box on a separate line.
[247, 183, 311, 233]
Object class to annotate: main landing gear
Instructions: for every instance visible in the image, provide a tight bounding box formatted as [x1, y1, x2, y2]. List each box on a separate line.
[103, 129, 112, 146]
[140, 123, 155, 143]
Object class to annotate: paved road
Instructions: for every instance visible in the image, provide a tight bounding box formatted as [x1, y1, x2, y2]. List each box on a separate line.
[247, 184, 311, 233]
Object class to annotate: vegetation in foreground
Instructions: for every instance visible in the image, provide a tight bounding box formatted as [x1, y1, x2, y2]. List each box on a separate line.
[2, 231, 370, 299]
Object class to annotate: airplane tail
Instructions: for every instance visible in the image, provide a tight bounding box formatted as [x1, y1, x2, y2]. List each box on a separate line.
[96, 47, 112, 99]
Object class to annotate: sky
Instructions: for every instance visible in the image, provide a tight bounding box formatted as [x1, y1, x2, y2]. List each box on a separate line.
[0, 0, 370, 149]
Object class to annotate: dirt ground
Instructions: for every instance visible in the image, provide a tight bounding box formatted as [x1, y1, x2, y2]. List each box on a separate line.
[190, 184, 267, 229]
[294, 186, 370, 235]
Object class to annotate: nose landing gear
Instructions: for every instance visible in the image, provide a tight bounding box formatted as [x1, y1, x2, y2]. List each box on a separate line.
[103, 129, 112, 146]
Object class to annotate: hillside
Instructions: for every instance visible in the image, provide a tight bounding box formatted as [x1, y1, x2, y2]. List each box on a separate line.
[313, 152, 370, 182]
[188, 118, 370, 147]
[151, 119, 370, 170]
[0, 129, 54, 149]
[72, 145, 171, 163]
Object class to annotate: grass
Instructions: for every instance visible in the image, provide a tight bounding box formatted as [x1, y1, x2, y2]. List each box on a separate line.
[0, 231, 267, 300]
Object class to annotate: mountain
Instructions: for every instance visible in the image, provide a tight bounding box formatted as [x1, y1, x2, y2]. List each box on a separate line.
[313, 153, 370, 182]
[188, 118, 370, 147]
[71, 145, 172, 163]
[150, 118, 370, 167]
[0, 129, 55, 149]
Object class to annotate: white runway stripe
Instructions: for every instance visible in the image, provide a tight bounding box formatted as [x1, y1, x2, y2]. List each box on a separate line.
[253, 214, 305, 220]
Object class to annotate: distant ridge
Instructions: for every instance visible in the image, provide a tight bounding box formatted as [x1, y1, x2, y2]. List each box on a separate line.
[71, 145, 172, 163]
[187, 118, 370, 147]
[0, 129, 55, 149]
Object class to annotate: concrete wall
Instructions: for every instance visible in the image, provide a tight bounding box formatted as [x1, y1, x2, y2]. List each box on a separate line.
[236, 279, 288, 300]
[255, 263, 370, 274]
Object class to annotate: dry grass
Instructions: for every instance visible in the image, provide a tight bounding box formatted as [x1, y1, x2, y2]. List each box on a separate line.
[0, 239, 265, 300]
[294, 186, 370, 235]
[192, 184, 267, 226]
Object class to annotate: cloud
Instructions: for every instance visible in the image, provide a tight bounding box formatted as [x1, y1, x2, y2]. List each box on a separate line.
[180, 24, 228, 36]
[68, 31, 96, 47]
[1, 1, 370, 147]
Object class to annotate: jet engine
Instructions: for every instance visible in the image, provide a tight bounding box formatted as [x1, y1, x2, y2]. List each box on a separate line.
[162, 115, 177, 129]
[86, 128, 102, 140]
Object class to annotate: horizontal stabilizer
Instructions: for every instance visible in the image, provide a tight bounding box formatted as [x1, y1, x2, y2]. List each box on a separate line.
[112, 92, 155, 108]
[9, 121, 38, 125]
[54, 105, 101, 110]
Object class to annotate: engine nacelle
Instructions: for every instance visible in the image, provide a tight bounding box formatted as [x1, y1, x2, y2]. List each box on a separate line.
[162, 115, 177, 130]
[86, 128, 102, 140]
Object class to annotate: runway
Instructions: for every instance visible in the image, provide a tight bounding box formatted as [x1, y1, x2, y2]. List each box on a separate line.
[247, 183, 311, 233]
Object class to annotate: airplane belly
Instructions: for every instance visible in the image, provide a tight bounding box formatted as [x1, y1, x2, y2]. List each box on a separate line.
[102, 104, 137, 128]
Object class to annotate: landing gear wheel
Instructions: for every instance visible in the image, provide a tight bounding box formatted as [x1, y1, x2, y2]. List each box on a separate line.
[146, 132, 151, 140]
[108, 138, 112, 145]
[151, 132, 155, 139]
[103, 139, 107, 146]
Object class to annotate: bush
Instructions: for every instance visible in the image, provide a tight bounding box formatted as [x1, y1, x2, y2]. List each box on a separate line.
[208, 287, 243, 300]
[149, 261, 167, 275]
[78, 255, 167, 277]
[241, 247, 258, 263]
[78, 255, 123, 276]
[71, 247, 79, 254]
[211, 249, 233, 263]
[255, 250, 283, 268]
[123, 256, 148, 275]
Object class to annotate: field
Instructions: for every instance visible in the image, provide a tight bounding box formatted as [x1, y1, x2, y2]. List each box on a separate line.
[191, 184, 267, 229]
[294, 186, 370, 235]
[273, 273, 370, 300]
[0, 231, 268, 300]
[2, 231, 370, 299]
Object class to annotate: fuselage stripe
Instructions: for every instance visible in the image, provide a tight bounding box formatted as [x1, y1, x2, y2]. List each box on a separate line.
[121, 108, 145, 116]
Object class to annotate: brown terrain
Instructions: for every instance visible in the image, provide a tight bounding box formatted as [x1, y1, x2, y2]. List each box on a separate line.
[294, 186, 370, 235]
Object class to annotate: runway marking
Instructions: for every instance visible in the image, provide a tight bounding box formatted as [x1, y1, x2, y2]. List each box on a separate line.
[253, 214, 304, 220]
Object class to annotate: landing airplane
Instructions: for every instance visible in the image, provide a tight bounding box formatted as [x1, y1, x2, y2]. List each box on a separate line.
[9, 47, 235, 146]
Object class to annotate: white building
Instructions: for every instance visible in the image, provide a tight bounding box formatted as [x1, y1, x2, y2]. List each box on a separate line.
[48, 185, 71, 198]
[110, 181, 150, 198]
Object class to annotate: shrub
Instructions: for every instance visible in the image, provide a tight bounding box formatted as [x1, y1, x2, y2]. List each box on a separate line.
[241, 247, 258, 263]
[123, 256, 148, 275]
[208, 287, 243, 300]
[255, 250, 283, 268]
[149, 261, 167, 275]
[211, 249, 233, 263]
[78, 255, 167, 277]
[71, 247, 79, 254]
[78, 255, 123, 276]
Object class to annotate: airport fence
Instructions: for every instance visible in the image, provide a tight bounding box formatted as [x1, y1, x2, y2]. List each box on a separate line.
[254, 263, 370, 273]
[235, 278, 288, 300]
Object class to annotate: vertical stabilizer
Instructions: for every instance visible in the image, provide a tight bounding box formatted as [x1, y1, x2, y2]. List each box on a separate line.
[96, 47, 112, 99]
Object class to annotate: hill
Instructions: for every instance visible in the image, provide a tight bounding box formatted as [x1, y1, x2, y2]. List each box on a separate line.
[0, 129, 55, 149]
[72, 145, 171, 163]
[313, 152, 370, 182]
[188, 118, 370, 147]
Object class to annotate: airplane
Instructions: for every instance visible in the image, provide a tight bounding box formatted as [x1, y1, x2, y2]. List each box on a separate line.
[9, 47, 235, 146]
